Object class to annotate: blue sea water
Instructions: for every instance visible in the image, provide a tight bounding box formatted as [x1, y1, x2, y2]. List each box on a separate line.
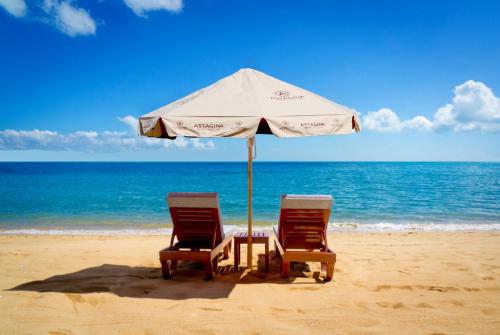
[0, 162, 499, 233]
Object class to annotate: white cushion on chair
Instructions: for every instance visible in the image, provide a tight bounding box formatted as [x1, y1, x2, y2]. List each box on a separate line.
[167, 192, 220, 208]
[280, 194, 333, 209]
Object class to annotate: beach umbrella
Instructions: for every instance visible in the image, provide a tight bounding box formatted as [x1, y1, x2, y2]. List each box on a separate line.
[139, 68, 361, 269]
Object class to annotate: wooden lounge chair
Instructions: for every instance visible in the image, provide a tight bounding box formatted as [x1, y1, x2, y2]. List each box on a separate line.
[273, 194, 336, 281]
[159, 192, 234, 280]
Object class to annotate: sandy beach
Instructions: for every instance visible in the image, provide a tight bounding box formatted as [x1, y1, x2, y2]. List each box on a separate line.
[0, 231, 499, 334]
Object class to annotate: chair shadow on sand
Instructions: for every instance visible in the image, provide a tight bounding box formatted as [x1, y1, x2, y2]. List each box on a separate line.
[8, 251, 328, 300]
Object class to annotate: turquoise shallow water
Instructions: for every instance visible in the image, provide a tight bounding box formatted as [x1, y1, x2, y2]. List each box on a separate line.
[0, 162, 499, 232]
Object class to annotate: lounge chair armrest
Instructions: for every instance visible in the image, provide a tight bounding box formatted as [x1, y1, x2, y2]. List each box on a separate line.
[272, 225, 279, 238]
[210, 230, 234, 260]
[273, 228, 285, 256]
[224, 228, 236, 239]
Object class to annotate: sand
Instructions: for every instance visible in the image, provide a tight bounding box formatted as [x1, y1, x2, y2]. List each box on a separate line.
[0, 231, 499, 335]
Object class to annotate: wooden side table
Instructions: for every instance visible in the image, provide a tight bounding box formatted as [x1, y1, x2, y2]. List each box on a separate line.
[234, 231, 269, 272]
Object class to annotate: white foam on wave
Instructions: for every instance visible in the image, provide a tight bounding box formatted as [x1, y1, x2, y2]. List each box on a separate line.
[329, 221, 500, 232]
[0, 228, 172, 236]
[1, 222, 499, 235]
[0, 225, 242, 236]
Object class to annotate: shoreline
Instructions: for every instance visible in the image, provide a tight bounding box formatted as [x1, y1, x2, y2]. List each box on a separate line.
[2, 221, 500, 235]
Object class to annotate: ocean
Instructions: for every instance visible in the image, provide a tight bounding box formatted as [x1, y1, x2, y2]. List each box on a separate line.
[0, 162, 499, 233]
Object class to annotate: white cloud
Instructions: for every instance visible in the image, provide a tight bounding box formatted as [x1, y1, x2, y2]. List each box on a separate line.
[2, 0, 185, 35]
[363, 80, 500, 133]
[42, 0, 96, 37]
[118, 115, 139, 134]
[173, 136, 188, 148]
[363, 108, 432, 132]
[0, 116, 215, 153]
[0, 0, 26, 17]
[363, 108, 403, 132]
[123, 0, 183, 17]
[433, 80, 500, 132]
[403, 115, 433, 131]
[190, 138, 215, 150]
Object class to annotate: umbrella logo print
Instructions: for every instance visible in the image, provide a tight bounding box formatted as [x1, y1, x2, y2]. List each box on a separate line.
[231, 121, 244, 130]
[176, 121, 185, 128]
[271, 90, 304, 101]
[301, 121, 325, 128]
[275, 90, 290, 98]
[279, 120, 294, 131]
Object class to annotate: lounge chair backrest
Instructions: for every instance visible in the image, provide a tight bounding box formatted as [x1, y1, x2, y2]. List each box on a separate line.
[278, 195, 333, 249]
[167, 192, 224, 246]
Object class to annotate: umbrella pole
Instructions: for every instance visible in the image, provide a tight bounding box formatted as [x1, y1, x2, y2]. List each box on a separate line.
[247, 137, 254, 270]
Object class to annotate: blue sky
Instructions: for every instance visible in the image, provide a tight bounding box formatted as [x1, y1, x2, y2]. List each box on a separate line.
[1, 0, 499, 161]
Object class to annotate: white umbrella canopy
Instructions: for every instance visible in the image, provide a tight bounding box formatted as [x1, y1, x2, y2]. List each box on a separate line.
[139, 68, 361, 138]
[139, 68, 361, 270]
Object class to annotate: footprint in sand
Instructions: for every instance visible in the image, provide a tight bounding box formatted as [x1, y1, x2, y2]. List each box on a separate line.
[425, 286, 459, 292]
[399, 285, 413, 291]
[65, 293, 84, 304]
[374, 285, 391, 292]
[65, 293, 106, 307]
[351, 281, 365, 288]
[49, 329, 73, 335]
[354, 302, 369, 310]
[482, 276, 494, 281]
[84, 295, 106, 307]
[482, 308, 496, 315]
[290, 286, 320, 291]
[417, 303, 434, 308]
[374, 284, 413, 292]
[269, 306, 289, 313]
[199, 307, 222, 312]
[376, 302, 405, 309]
[447, 300, 464, 307]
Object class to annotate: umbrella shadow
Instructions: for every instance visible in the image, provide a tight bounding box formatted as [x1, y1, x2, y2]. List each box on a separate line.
[8, 253, 326, 300]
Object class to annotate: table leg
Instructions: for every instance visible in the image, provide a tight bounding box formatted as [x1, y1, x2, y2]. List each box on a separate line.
[264, 239, 270, 272]
[234, 241, 240, 271]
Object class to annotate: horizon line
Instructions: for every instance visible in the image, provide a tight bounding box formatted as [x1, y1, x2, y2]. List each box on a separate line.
[0, 160, 499, 163]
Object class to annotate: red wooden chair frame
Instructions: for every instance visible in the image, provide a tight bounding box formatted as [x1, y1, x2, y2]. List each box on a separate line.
[273, 196, 336, 281]
[160, 193, 233, 280]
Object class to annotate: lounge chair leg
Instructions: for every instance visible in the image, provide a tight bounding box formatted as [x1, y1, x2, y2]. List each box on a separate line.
[171, 260, 178, 270]
[281, 261, 290, 278]
[212, 258, 219, 274]
[205, 260, 214, 280]
[223, 245, 230, 259]
[325, 262, 335, 282]
[161, 259, 172, 279]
